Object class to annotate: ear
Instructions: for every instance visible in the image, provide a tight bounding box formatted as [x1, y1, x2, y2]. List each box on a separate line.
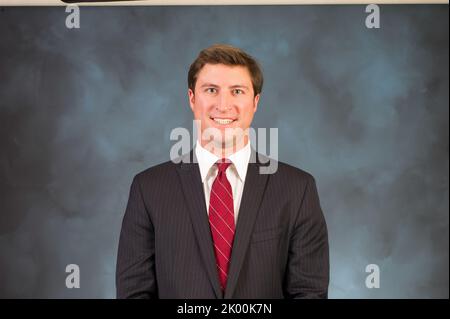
[188, 89, 195, 112]
[253, 94, 260, 113]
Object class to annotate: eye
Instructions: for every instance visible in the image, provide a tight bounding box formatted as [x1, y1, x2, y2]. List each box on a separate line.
[205, 87, 217, 94]
[233, 89, 244, 95]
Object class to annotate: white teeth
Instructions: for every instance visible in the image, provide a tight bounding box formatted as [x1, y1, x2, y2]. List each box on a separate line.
[213, 118, 234, 125]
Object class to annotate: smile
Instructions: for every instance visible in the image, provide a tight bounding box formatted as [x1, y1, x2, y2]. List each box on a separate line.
[211, 117, 236, 125]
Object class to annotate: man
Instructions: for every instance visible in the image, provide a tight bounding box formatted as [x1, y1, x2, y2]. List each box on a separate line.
[116, 44, 329, 299]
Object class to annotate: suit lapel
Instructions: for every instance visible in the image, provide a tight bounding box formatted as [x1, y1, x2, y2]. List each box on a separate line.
[224, 149, 270, 298]
[176, 150, 223, 299]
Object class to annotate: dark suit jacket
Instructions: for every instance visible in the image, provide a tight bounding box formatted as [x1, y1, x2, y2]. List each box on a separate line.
[116, 149, 329, 299]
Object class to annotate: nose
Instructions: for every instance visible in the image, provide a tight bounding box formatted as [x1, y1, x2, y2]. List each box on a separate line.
[216, 92, 231, 112]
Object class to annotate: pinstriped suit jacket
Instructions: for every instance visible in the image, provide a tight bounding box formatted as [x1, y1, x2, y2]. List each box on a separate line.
[116, 149, 329, 299]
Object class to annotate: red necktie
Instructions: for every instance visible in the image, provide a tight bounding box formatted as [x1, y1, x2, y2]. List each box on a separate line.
[208, 159, 235, 292]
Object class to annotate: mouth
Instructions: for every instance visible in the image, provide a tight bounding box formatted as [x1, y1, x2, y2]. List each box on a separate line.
[210, 117, 237, 126]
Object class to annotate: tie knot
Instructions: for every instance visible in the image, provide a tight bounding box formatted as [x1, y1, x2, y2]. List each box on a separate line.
[216, 159, 231, 174]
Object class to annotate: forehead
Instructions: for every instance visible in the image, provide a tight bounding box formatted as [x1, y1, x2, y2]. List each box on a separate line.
[196, 63, 252, 86]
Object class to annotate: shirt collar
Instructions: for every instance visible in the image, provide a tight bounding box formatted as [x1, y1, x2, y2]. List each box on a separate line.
[195, 141, 251, 183]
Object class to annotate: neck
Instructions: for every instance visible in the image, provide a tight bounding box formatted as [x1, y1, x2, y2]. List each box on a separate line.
[199, 135, 249, 159]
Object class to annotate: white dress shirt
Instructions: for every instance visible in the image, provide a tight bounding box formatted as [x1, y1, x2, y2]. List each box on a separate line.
[195, 141, 251, 225]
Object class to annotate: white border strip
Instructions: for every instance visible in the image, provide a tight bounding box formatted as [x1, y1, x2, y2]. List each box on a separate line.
[0, 0, 448, 6]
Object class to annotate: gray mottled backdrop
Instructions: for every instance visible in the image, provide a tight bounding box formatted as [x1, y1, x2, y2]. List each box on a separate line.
[0, 5, 448, 298]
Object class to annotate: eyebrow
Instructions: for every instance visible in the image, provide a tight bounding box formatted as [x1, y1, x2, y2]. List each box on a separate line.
[199, 83, 250, 90]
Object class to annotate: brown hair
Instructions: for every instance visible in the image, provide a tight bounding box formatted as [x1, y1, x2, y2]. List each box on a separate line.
[188, 44, 263, 97]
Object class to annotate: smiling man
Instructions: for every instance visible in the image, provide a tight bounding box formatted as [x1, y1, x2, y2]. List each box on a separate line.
[116, 44, 329, 299]
[188, 58, 260, 159]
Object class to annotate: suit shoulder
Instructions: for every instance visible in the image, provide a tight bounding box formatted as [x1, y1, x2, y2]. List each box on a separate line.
[272, 159, 317, 184]
[133, 159, 178, 184]
[255, 152, 314, 181]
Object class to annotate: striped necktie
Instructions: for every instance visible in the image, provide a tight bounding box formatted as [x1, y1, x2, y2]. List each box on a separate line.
[208, 159, 235, 292]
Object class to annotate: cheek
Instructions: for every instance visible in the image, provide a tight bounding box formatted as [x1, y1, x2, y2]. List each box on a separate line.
[244, 113, 255, 126]
[195, 97, 214, 114]
[192, 103, 206, 116]
[240, 103, 256, 120]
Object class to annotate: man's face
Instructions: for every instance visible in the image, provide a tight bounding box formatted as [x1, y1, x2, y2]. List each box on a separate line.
[188, 63, 260, 151]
